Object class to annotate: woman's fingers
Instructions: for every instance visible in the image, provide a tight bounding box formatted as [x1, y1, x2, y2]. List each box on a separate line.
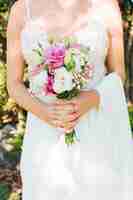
[52, 110, 80, 123]
[55, 103, 75, 112]
[46, 101, 80, 128]
[63, 119, 79, 132]
[64, 112, 80, 122]
[49, 103, 77, 116]
[51, 119, 62, 128]
[50, 115, 80, 131]
[50, 112, 79, 129]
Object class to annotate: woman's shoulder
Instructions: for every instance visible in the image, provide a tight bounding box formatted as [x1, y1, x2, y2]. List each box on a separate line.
[9, 0, 25, 17]
[92, 0, 120, 7]
[92, 0, 122, 30]
[8, 0, 26, 32]
[92, 0, 121, 12]
[90, 0, 123, 45]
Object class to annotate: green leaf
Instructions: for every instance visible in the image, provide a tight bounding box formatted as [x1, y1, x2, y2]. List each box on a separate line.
[0, 183, 10, 200]
[64, 56, 76, 72]
[56, 87, 80, 100]
[65, 129, 77, 146]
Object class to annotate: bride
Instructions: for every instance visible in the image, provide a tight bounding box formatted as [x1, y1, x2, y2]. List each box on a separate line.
[6, 0, 133, 199]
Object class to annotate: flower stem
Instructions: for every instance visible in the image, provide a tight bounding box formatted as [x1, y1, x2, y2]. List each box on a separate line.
[65, 129, 79, 147]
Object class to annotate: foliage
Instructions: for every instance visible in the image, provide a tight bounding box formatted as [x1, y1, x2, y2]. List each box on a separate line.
[121, 1, 133, 103]
[0, 63, 8, 107]
[129, 107, 133, 133]
[0, 167, 22, 199]
[0, 0, 9, 12]
[0, 183, 10, 200]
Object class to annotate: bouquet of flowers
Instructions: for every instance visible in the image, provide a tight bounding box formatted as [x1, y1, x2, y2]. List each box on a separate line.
[28, 35, 94, 146]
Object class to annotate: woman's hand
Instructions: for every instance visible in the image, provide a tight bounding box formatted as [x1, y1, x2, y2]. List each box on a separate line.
[43, 101, 80, 130]
[48, 90, 100, 131]
[64, 90, 100, 130]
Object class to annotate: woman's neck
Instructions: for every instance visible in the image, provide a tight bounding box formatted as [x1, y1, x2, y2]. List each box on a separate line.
[57, 0, 79, 9]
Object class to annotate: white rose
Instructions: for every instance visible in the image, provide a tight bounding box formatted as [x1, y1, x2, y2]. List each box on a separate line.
[30, 70, 48, 93]
[53, 67, 73, 93]
[25, 50, 43, 66]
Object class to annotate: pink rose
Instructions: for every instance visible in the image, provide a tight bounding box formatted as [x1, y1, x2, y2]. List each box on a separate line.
[44, 45, 66, 70]
[30, 64, 42, 77]
[43, 75, 55, 95]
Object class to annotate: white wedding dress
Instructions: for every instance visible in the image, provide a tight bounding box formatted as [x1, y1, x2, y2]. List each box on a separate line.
[20, 1, 133, 200]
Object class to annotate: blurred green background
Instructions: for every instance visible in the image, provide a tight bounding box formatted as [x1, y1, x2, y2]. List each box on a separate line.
[0, 0, 133, 199]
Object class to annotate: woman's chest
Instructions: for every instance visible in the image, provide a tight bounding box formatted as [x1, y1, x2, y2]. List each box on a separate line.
[20, 17, 109, 67]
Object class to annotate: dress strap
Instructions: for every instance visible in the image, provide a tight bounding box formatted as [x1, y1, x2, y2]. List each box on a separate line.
[24, 0, 31, 21]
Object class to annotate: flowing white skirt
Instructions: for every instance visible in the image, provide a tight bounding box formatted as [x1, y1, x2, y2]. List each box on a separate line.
[20, 72, 133, 200]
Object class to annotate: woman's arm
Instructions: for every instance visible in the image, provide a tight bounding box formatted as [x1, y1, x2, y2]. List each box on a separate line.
[103, 0, 126, 84]
[72, 0, 126, 113]
[72, 0, 126, 105]
[6, 1, 61, 128]
[53, 0, 126, 131]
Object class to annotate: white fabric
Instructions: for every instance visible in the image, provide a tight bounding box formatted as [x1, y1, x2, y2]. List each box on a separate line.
[24, 0, 31, 21]
[20, 4, 133, 200]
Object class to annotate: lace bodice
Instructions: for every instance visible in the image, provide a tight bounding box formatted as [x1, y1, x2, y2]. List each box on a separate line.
[20, 13, 109, 99]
